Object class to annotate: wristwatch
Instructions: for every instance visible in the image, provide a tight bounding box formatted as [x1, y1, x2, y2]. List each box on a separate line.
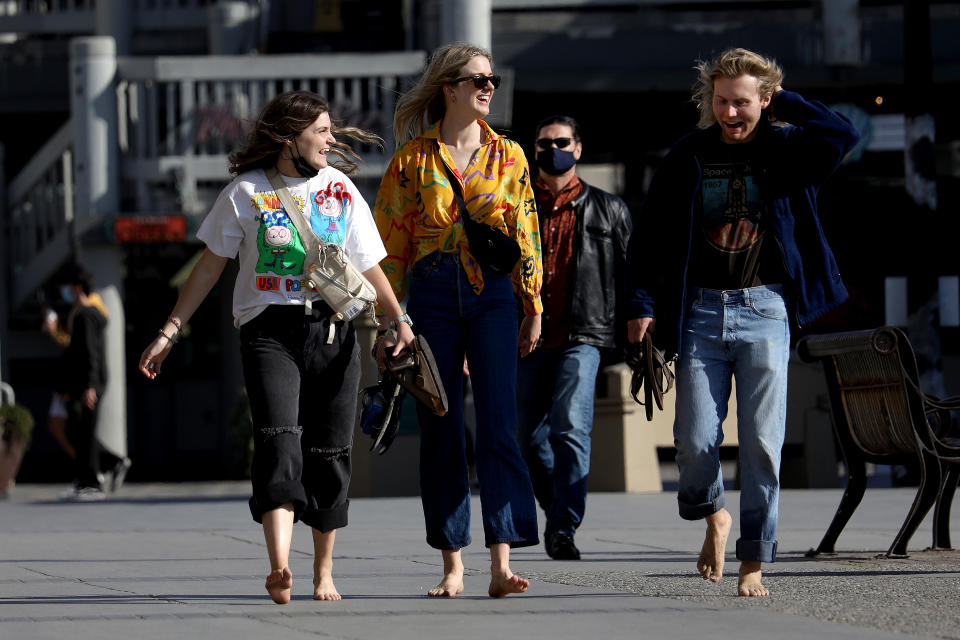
[392, 313, 413, 329]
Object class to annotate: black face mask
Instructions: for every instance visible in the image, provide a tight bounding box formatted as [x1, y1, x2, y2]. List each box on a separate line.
[536, 148, 577, 176]
[291, 139, 319, 178]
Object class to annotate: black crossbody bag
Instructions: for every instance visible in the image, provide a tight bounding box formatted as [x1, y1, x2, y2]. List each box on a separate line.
[442, 163, 521, 276]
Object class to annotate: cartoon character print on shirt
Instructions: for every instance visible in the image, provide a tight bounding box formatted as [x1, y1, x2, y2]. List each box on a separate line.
[699, 161, 762, 252]
[253, 192, 306, 275]
[310, 181, 352, 246]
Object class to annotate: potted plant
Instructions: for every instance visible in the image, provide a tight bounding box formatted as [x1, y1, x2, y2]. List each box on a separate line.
[0, 403, 35, 496]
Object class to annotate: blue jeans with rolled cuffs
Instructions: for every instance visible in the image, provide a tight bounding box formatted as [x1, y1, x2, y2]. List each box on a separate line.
[674, 284, 789, 563]
[406, 252, 539, 550]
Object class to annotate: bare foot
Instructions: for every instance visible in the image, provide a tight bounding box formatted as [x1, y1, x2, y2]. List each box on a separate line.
[265, 567, 293, 604]
[488, 571, 529, 598]
[697, 508, 732, 583]
[428, 572, 464, 597]
[738, 561, 769, 597]
[313, 569, 341, 601]
[428, 550, 465, 597]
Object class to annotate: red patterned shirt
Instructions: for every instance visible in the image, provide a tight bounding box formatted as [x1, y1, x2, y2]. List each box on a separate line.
[535, 175, 583, 349]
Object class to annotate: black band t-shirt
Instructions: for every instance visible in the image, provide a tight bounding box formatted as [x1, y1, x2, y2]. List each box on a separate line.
[687, 134, 785, 291]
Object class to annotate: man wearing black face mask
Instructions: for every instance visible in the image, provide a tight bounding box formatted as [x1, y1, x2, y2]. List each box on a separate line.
[516, 115, 632, 560]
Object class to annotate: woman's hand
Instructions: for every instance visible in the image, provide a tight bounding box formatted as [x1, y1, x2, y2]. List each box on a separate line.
[139, 335, 174, 380]
[519, 314, 541, 357]
[375, 322, 417, 372]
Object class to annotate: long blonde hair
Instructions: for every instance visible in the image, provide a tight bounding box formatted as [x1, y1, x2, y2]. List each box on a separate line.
[692, 48, 783, 130]
[392, 42, 492, 148]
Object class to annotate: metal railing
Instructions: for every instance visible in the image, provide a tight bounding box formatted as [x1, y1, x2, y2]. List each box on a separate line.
[0, 0, 94, 34]
[0, 0, 221, 34]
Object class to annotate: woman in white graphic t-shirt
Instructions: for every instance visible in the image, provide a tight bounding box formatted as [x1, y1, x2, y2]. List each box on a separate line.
[138, 91, 414, 604]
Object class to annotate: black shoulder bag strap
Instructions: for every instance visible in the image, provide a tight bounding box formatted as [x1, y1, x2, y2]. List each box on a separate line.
[441, 162, 471, 229]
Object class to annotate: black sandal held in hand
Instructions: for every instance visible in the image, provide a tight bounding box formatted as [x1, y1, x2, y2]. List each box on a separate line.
[626, 333, 676, 421]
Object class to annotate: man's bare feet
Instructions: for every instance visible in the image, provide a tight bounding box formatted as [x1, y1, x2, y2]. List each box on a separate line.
[738, 561, 769, 596]
[697, 508, 732, 583]
[265, 567, 293, 604]
[428, 549, 465, 597]
[488, 571, 529, 598]
[313, 569, 341, 601]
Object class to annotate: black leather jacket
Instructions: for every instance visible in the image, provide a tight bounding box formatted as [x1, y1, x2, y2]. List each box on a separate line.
[538, 178, 633, 350]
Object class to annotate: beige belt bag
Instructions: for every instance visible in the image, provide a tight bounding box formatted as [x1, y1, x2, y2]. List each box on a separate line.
[266, 169, 377, 332]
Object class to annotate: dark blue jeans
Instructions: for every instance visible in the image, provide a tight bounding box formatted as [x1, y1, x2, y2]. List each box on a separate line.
[517, 342, 601, 537]
[406, 252, 539, 549]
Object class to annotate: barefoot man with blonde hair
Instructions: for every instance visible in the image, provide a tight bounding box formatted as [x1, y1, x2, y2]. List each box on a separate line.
[624, 48, 860, 596]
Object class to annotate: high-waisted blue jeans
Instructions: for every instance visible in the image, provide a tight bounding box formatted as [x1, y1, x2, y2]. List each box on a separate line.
[406, 252, 539, 549]
[674, 284, 789, 563]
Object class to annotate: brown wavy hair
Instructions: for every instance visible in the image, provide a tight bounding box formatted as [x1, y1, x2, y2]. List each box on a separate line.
[392, 42, 492, 148]
[229, 90, 382, 176]
[692, 48, 783, 130]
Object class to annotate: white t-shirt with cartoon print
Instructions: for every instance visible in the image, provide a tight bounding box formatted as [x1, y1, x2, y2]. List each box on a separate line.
[197, 166, 386, 328]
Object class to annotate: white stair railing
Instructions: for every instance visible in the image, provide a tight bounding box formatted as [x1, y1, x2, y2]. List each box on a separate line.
[6, 119, 76, 303]
[116, 51, 425, 213]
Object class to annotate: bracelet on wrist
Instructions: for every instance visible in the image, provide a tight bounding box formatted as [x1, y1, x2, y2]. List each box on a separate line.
[391, 313, 413, 330]
[158, 328, 178, 344]
[168, 316, 182, 332]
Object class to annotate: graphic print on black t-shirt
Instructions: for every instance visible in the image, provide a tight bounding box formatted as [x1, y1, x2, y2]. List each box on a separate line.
[700, 159, 761, 253]
[686, 136, 782, 291]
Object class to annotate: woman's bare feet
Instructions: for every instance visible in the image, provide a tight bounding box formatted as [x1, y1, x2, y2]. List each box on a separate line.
[311, 528, 340, 601]
[487, 542, 528, 597]
[428, 549, 465, 597]
[488, 570, 529, 598]
[265, 567, 293, 604]
[738, 561, 769, 596]
[697, 508, 732, 583]
[428, 574, 465, 597]
[313, 570, 341, 601]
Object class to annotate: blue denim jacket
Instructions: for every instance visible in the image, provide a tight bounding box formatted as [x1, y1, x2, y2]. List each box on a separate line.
[625, 90, 862, 357]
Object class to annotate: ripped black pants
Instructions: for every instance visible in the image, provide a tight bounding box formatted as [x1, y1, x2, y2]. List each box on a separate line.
[239, 303, 360, 532]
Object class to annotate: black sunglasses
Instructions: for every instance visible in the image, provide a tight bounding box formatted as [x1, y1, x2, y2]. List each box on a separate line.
[536, 137, 574, 150]
[452, 74, 501, 90]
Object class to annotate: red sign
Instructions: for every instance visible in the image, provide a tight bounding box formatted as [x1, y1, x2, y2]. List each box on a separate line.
[114, 216, 187, 243]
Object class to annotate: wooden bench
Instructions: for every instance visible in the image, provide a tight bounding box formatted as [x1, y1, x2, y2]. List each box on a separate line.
[797, 326, 960, 557]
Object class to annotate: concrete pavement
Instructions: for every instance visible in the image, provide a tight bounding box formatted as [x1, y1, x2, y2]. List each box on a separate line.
[1, 482, 958, 640]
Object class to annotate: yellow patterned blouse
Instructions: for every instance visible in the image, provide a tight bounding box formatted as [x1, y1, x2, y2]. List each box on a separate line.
[373, 120, 543, 316]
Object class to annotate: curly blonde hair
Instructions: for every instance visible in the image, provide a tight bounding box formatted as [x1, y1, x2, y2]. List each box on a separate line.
[392, 42, 493, 148]
[692, 48, 783, 130]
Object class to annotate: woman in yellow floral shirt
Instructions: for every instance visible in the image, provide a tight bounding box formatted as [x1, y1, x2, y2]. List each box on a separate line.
[374, 43, 542, 598]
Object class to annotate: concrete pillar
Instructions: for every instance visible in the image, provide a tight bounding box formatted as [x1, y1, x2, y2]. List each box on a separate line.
[83, 246, 127, 460]
[441, 0, 491, 51]
[70, 37, 119, 218]
[208, 1, 259, 55]
[821, 0, 861, 66]
[903, 0, 946, 401]
[69, 37, 126, 458]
